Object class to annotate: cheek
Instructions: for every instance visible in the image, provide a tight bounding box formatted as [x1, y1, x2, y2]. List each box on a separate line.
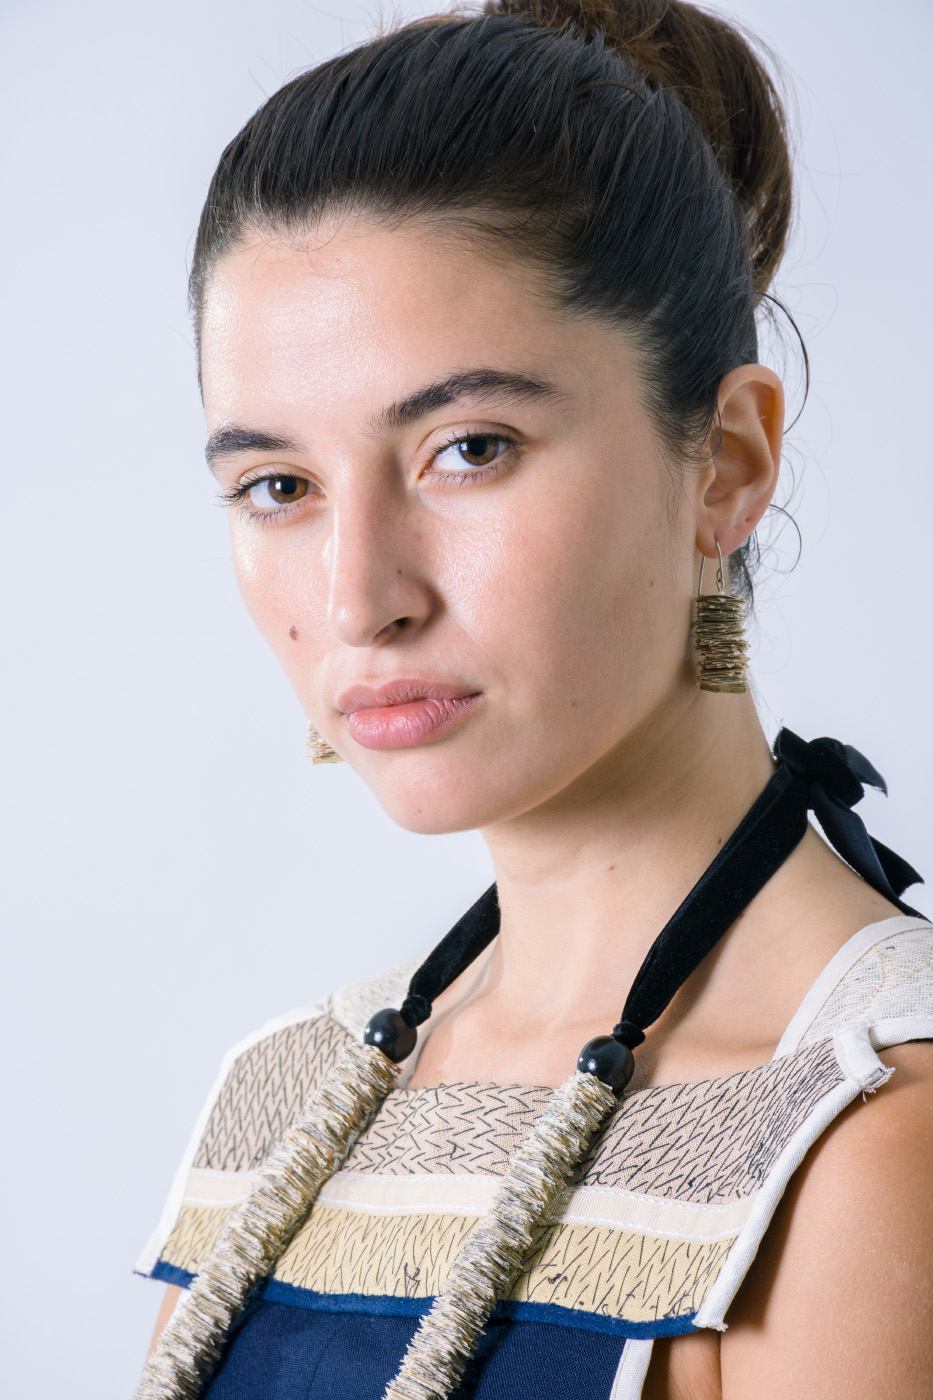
[456, 467, 682, 718]
[229, 518, 327, 673]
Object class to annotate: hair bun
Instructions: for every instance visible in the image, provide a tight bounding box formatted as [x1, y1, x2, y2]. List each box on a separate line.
[487, 0, 792, 292]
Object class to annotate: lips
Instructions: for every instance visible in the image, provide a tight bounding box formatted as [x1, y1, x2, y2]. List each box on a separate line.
[337, 679, 482, 751]
[338, 679, 475, 713]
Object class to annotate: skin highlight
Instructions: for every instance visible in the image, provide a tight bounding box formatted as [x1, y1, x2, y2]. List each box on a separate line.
[157, 216, 933, 1398]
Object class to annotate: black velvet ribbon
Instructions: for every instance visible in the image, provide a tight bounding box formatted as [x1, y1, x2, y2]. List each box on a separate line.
[399, 728, 924, 1044]
[400, 884, 500, 1028]
[773, 729, 922, 912]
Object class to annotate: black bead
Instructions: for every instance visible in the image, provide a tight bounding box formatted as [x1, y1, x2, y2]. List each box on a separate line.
[577, 1036, 635, 1095]
[363, 1008, 418, 1063]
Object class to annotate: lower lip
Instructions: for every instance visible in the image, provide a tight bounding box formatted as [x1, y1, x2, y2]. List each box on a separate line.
[345, 694, 482, 751]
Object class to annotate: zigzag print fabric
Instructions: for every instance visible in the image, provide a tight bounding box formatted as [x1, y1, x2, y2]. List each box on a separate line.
[136, 915, 933, 1398]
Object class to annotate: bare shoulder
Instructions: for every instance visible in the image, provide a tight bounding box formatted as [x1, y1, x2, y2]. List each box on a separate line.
[722, 1041, 933, 1398]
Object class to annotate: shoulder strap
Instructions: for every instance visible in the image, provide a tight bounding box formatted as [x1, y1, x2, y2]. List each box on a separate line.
[774, 915, 933, 1056]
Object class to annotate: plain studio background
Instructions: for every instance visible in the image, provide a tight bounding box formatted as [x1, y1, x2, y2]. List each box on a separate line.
[1, 1, 930, 1394]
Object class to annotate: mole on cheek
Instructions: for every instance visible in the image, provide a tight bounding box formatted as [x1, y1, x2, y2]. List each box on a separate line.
[288, 626, 299, 641]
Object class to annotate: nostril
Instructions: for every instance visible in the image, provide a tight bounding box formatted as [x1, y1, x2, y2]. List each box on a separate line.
[371, 616, 410, 644]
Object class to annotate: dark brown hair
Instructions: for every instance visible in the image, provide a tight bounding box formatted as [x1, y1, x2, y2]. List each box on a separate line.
[190, 0, 794, 592]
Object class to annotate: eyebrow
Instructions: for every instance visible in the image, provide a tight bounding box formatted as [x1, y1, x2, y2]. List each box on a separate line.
[205, 368, 565, 473]
[205, 427, 302, 473]
[368, 368, 566, 434]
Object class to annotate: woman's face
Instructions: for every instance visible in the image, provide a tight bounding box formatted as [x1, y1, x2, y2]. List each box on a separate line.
[200, 219, 704, 834]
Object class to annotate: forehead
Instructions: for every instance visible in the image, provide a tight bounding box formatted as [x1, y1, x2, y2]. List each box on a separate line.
[198, 219, 634, 425]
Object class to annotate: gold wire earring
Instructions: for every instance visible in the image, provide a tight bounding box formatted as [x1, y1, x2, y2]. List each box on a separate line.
[694, 541, 749, 693]
[306, 721, 343, 764]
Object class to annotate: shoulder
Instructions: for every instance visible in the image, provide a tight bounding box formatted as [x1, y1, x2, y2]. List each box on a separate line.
[200, 953, 422, 1170]
[753, 913, 933, 1311]
[799, 1038, 933, 1251]
[212, 952, 421, 1094]
[788, 1039, 933, 1220]
[778, 914, 933, 1054]
[327, 954, 422, 1039]
[721, 1043, 933, 1394]
[134, 954, 421, 1281]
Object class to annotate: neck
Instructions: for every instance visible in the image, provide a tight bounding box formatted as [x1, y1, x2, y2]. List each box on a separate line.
[478, 686, 775, 1025]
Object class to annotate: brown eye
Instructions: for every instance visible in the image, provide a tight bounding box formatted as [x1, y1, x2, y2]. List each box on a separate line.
[247, 475, 310, 509]
[268, 475, 307, 504]
[431, 431, 515, 480]
[457, 435, 501, 466]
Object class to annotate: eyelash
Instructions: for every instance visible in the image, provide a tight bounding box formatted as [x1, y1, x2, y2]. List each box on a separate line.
[427, 429, 519, 487]
[219, 429, 520, 521]
[217, 478, 313, 524]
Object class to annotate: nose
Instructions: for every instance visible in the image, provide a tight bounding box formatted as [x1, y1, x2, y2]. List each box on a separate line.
[325, 488, 435, 648]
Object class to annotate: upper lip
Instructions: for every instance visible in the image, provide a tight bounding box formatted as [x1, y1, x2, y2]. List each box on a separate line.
[337, 678, 480, 714]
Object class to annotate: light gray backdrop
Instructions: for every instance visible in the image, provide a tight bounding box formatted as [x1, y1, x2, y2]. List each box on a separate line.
[2, 1, 930, 1394]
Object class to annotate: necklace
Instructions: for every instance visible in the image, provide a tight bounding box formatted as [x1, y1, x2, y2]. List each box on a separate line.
[137, 727, 923, 1400]
[368, 727, 922, 1086]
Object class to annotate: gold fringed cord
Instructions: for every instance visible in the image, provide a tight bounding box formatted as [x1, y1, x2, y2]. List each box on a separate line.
[135, 1041, 400, 1400]
[694, 592, 748, 693]
[382, 1071, 619, 1400]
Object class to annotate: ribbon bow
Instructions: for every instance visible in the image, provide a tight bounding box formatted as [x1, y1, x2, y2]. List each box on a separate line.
[774, 728, 923, 910]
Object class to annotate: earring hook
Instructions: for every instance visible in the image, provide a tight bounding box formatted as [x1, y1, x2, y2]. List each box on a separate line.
[696, 541, 727, 597]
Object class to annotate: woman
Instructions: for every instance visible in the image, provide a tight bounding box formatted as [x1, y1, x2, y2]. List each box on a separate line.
[135, 2, 932, 1396]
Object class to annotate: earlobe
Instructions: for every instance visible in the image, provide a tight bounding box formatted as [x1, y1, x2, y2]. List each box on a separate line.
[695, 365, 785, 560]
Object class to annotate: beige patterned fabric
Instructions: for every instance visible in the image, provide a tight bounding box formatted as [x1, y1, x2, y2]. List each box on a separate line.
[799, 923, 933, 1046]
[582, 1040, 841, 1204]
[160, 1205, 228, 1278]
[139, 914, 933, 1341]
[340, 1043, 841, 1204]
[193, 1013, 352, 1172]
[277, 1207, 477, 1300]
[151, 1033, 845, 1327]
[273, 1203, 733, 1324]
[514, 1224, 733, 1322]
[341, 1082, 552, 1178]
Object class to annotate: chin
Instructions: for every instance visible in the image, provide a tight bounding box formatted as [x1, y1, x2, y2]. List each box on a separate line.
[350, 747, 510, 836]
[387, 806, 477, 837]
[366, 770, 490, 836]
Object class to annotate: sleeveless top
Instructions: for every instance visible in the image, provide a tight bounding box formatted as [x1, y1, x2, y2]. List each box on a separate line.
[137, 913, 933, 1399]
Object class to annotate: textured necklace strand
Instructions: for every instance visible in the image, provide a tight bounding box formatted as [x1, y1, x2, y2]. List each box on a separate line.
[136, 731, 922, 1400]
[135, 1040, 400, 1400]
[383, 1070, 617, 1400]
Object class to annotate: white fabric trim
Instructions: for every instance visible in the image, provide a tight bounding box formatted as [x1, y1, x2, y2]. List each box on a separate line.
[557, 1185, 749, 1240]
[832, 1024, 895, 1092]
[134, 999, 327, 1276]
[694, 1024, 887, 1330]
[317, 1173, 753, 1242]
[773, 916, 933, 1058]
[179, 1168, 259, 1208]
[870, 1015, 933, 1049]
[609, 1339, 654, 1399]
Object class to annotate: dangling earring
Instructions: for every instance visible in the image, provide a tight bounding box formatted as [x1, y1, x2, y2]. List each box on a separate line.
[694, 541, 749, 693]
[306, 721, 342, 764]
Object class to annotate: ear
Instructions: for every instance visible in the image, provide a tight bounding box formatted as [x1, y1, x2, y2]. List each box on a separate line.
[694, 365, 784, 562]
